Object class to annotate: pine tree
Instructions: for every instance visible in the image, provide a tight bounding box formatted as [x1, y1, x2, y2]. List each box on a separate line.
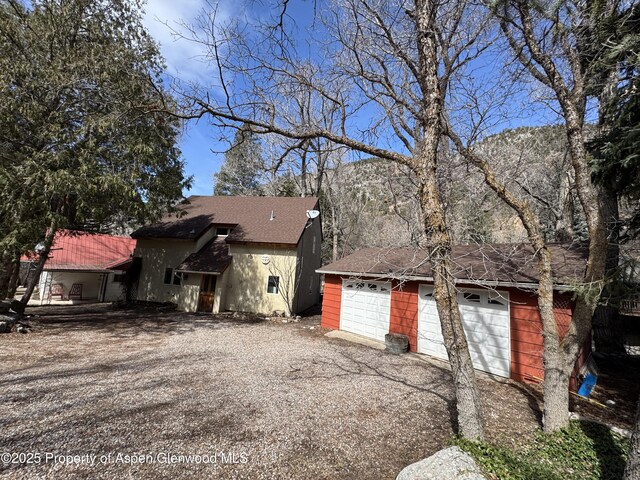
[213, 124, 264, 196]
[0, 0, 191, 304]
[588, 5, 640, 239]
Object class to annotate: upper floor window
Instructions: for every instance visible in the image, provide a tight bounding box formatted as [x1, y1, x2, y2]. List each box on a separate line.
[216, 227, 230, 236]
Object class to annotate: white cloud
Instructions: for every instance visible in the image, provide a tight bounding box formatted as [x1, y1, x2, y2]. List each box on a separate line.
[142, 0, 227, 83]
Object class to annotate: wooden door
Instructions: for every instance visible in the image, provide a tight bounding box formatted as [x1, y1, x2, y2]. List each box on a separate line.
[198, 275, 217, 312]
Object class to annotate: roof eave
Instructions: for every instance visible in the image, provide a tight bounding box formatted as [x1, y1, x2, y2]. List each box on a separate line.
[316, 269, 574, 291]
[226, 240, 297, 248]
[175, 262, 231, 276]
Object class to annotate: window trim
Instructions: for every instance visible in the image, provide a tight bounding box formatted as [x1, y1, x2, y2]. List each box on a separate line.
[163, 267, 181, 286]
[267, 275, 280, 294]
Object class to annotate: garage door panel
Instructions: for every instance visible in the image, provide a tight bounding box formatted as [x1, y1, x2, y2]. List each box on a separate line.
[340, 280, 391, 342]
[463, 324, 510, 340]
[418, 286, 511, 378]
[465, 333, 509, 350]
[468, 341, 509, 358]
[418, 337, 448, 360]
[461, 311, 508, 327]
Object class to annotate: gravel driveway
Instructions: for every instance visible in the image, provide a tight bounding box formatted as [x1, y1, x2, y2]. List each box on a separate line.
[0, 305, 541, 479]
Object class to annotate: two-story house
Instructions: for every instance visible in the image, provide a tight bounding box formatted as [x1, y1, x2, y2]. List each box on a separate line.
[131, 196, 322, 316]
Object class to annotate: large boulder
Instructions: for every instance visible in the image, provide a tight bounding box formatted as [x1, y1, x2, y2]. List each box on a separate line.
[396, 446, 487, 480]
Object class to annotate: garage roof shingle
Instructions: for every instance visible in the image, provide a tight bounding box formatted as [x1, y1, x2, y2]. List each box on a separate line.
[318, 243, 588, 286]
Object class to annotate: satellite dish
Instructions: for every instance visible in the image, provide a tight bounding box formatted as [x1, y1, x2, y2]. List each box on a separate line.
[261, 255, 270, 265]
[306, 210, 320, 219]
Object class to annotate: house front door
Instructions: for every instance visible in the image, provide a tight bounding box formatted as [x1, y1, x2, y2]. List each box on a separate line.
[198, 275, 217, 312]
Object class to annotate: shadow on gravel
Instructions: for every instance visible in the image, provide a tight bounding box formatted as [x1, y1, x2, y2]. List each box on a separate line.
[0, 345, 246, 456]
[20, 303, 266, 339]
[288, 349, 459, 433]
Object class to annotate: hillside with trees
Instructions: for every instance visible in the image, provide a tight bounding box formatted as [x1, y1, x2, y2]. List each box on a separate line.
[215, 125, 576, 262]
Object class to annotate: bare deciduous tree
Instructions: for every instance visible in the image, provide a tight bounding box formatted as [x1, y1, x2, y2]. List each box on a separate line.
[444, 0, 609, 432]
[181, 0, 494, 439]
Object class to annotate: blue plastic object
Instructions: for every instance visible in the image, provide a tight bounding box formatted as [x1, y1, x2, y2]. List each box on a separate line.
[577, 372, 598, 397]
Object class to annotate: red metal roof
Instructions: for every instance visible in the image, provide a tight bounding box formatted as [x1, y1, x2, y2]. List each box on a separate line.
[23, 230, 136, 272]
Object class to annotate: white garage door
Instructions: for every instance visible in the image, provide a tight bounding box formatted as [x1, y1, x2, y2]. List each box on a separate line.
[418, 285, 511, 377]
[340, 280, 391, 342]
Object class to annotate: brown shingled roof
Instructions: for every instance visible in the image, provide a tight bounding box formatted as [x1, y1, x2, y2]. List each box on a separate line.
[176, 238, 231, 274]
[132, 196, 319, 245]
[318, 243, 588, 286]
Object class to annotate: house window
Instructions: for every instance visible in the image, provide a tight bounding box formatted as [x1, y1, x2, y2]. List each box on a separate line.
[267, 276, 279, 294]
[216, 227, 229, 236]
[113, 274, 126, 283]
[164, 268, 181, 285]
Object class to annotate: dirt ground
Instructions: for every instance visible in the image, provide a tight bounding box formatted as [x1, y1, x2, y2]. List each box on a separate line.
[0, 304, 635, 479]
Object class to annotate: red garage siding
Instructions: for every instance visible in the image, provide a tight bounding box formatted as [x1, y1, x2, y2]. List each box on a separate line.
[510, 289, 587, 390]
[320, 275, 588, 390]
[389, 281, 418, 351]
[510, 290, 571, 382]
[320, 275, 342, 330]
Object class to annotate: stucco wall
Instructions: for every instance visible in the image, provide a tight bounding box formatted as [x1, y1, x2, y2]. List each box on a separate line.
[213, 270, 229, 314]
[104, 272, 126, 302]
[224, 244, 297, 315]
[135, 221, 320, 316]
[293, 216, 322, 313]
[177, 272, 201, 312]
[134, 229, 216, 304]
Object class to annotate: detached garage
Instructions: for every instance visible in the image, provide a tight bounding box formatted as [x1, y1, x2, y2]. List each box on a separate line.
[318, 244, 590, 387]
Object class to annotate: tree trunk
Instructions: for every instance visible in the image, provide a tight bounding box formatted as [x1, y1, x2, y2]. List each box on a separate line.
[592, 187, 625, 353]
[432, 252, 486, 439]
[542, 349, 572, 431]
[331, 202, 339, 262]
[625, 398, 640, 480]
[0, 251, 12, 299]
[418, 174, 485, 439]
[414, 0, 485, 440]
[19, 223, 58, 311]
[446, 123, 564, 432]
[555, 170, 575, 242]
[593, 306, 625, 354]
[7, 253, 21, 298]
[533, 246, 571, 433]
[300, 148, 308, 197]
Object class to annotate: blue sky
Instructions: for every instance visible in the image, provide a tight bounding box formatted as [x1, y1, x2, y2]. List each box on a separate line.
[141, 0, 575, 197]
[142, 0, 318, 196]
[142, 0, 226, 196]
